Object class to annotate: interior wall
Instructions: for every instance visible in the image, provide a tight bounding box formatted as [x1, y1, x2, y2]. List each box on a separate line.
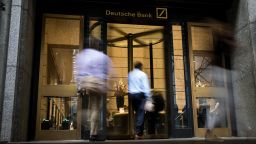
[173, 25, 186, 111]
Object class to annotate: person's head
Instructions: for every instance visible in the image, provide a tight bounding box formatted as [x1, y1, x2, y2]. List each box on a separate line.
[86, 36, 102, 50]
[134, 61, 143, 70]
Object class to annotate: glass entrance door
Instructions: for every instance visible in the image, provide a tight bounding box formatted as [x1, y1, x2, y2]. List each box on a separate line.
[188, 24, 231, 137]
[105, 23, 168, 139]
[80, 18, 107, 140]
[36, 14, 83, 140]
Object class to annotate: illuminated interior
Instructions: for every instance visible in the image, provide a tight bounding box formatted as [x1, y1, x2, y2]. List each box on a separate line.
[36, 15, 230, 139]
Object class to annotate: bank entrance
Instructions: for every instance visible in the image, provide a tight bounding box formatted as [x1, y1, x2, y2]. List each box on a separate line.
[35, 10, 232, 140]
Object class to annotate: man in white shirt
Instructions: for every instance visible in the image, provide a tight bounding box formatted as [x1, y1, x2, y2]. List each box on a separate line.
[128, 61, 150, 139]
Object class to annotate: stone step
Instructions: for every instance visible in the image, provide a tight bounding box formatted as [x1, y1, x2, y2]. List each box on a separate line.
[7, 137, 256, 144]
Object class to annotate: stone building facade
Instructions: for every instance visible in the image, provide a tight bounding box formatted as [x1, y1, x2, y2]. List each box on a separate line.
[230, 0, 256, 137]
[0, 0, 256, 142]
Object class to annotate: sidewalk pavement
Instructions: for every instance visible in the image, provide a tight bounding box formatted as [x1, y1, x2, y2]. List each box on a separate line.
[4, 137, 256, 144]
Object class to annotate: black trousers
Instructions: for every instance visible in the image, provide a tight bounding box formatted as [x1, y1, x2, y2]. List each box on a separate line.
[147, 111, 158, 134]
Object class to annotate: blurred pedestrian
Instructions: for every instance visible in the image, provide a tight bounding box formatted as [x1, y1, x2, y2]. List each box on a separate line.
[205, 98, 220, 138]
[203, 18, 236, 141]
[147, 90, 165, 135]
[128, 61, 151, 139]
[74, 36, 112, 141]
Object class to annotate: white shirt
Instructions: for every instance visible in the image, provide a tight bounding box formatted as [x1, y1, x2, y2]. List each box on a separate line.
[128, 68, 150, 98]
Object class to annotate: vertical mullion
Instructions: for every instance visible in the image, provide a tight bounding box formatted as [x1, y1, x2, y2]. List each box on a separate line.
[83, 16, 89, 49]
[164, 23, 174, 138]
[181, 22, 194, 137]
[101, 19, 107, 140]
[127, 34, 134, 137]
[81, 16, 89, 140]
[149, 43, 154, 88]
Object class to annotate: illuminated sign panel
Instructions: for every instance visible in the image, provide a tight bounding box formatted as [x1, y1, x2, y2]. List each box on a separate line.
[105, 8, 167, 19]
[156, 8, 168, 19]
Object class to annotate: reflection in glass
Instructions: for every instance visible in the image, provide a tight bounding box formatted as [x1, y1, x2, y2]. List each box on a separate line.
[47, 46, 79, 85]
[40, 97, 78, 130]
[37, 15, 82, 140]
[197, 97, 227, 128]
[193, 54, 224, 87]
[194, 55, 212, 87]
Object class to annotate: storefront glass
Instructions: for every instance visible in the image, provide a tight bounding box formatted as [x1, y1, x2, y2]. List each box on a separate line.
[189, 25, 231, 137]
[36, 14, 83, 140]
[106, 23, 167, 139]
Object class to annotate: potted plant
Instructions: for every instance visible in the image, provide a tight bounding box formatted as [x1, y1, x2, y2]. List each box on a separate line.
[114, 79, 127, 111]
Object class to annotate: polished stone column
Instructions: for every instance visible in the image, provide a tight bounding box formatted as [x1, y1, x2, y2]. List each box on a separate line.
[231, 0, 256, 137]
[0, 0, 35, 141]
[0, 0, 11, 140]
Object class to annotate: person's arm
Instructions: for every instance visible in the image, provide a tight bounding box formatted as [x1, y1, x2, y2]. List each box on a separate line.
[142, 73, 151, 99]
[210, 102, 219, 113]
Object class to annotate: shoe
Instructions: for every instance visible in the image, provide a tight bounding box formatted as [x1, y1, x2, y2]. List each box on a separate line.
[205, 130, 213, 138]
[89, 135, 97, 141]
[135, 134, 143, 140]
[205, 131, 223, 142]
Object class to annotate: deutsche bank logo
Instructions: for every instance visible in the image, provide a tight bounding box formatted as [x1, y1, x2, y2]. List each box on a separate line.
[156, 8, 167, 19]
